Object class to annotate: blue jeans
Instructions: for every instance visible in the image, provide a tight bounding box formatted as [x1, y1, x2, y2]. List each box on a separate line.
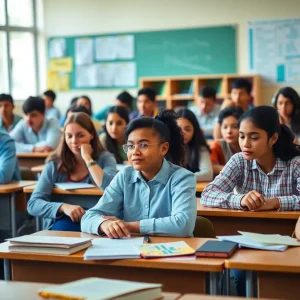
[232, 269, 246, 297]
[51, 215, 81, 232]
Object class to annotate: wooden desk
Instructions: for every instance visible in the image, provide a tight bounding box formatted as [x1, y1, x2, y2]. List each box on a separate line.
[0, 280, 180, 300]
[1, 231, 224, 295]
[226, 247, 300, 299]
[0, 181, 36, 237]
[31, 164, 44, 174]
[17, 153, 51, 168]
[197, 202, 299, 236]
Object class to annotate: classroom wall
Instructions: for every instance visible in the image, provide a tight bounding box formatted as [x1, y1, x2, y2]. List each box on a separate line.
[40, 0, 300, 116]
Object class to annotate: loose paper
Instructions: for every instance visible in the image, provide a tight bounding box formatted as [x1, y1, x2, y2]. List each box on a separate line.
[114, 62, 136, 87]
[49, 38, 66, 58]
[75, 64, 98, 88]
[75, 38, 94, 65]
[95, 36, 117, 60]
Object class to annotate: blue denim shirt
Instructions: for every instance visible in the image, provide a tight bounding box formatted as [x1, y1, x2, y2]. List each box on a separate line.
[45, 107, 61, 120]
[0, 114, 22, 132]
[81, 159, 197, 237]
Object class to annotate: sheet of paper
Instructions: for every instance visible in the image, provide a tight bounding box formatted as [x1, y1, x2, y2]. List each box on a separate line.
[75, 64, 98, 88]
[55, 182, 95, 190]
[238, 231, 300, 246]
[47, 71, 70, 91]
[49, 38, 66, 58]
[116, 35, 134, 59]
[75, 38, 94, 66]
[95, 36, 117, 60]
[97, 63, 116, 87]
[49, 57, 73, 72]
[114, 62, 136, 87]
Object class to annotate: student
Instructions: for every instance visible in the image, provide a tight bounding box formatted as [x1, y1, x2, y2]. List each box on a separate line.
[27, 112, 118, 231]
[10, 96, 61, 153]
[129, 88, 157, 120]
[190, 86, 220, 139]
[210, 107, 243, 176]
[42, 90, 61, 120]
[60, 97, 78, 126]
[76, 95, 93, 115]
[0, 131, 20, 183]
[213, 79, 253, 139]
[176, 108, 213, 182]
[81, 110, 197, 238]
[93, 91, 133, 121]
[99, 106, 129, 164]
[273, 87, 300, 142]
[0, 93, 22, 132]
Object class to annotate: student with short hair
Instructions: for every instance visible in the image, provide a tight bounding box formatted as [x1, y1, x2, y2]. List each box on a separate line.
[60, 97, 79, 127]
[273, 86, 300, 142]
[0, 131, 20, 183]
[0, 93, 22, 132]
[81, 110, 197, 238]
[27, 112, 117, 231]
[129, 88, 157, 120]
[99, 106, 129, 164]
[176, 108, 213, 181]
[42, 90, 61, 120]
[10, 96, 61, 153]
[210, 107, 243, 175]
[190, 86, 220, 139]
[93, 91, 133, 121]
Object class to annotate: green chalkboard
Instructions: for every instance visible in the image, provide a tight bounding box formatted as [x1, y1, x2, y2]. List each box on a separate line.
[48, 25, 236, 89]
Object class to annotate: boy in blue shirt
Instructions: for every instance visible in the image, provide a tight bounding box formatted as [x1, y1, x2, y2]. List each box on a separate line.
[42, 90, 61, 120]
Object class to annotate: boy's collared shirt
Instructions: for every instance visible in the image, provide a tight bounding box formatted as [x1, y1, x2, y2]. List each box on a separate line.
[0, 114, 22, 132]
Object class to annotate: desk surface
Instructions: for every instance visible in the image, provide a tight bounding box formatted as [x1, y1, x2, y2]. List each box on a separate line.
[0, 230, 224, 272]
[196, 182, 209, 192]
[197, 203, 300, 220]
[17, 152, 52, 158]
[31, 165, 44, 173]
[0, 181, 36, 194]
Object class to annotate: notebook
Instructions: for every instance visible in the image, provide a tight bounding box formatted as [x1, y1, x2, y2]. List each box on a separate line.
[138, 241, 195, 258]
[84, 237, 143, 260]
[55, 182, 95, 190]
[38, 277, 162, 300]
[195, 240, 238, 258]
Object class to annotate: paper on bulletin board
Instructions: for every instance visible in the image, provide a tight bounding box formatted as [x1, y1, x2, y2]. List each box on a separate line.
[116, 35, 134, 59]
[75, 64, 98, 87]
[98, 63, 116, 87]
[75, 38, 94, 66]
[49, 38, 66, 58]
[49, 57, 73, 72]
[114, 62, 136, 86]
[47, 71, 70, 91]
[249, 18, 300, 83]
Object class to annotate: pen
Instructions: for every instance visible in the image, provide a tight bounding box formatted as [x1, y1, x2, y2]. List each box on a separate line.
[144, 235, 151, 243]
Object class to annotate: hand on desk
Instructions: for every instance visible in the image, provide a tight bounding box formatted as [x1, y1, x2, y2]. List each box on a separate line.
[59, 203, 85, 222]
[254, 198, 280, 211]
[241, 190, 266, 211]
[100, 216, 131, 239]
[33, 146, 53, 152]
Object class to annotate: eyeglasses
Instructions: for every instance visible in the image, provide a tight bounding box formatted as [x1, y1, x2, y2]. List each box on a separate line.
[122, 142, 162, 154]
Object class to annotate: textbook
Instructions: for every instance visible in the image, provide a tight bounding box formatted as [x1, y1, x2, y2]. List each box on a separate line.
[38, 277, 162, 300]
[55, 182, 95, 190]
[138, 241, 195, 258]
[7, 235, 93, 255]
[195, 240, 238, 258]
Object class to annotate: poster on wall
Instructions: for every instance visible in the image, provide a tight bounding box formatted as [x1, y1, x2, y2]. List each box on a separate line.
[249, 18, 300, 83]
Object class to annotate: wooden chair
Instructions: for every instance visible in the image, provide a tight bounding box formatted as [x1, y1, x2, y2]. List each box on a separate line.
[193, 216, 216, 238]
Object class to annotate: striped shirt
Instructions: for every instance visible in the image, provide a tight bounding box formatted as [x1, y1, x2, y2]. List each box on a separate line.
[201, 152, 300, 211]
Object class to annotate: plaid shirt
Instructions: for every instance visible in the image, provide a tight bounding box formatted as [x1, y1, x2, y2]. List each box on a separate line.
[201, 153, 300, 211]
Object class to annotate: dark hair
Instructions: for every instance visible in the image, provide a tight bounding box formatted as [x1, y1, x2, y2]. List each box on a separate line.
[177, 108, 210, 172]
[239, 106, 300, 161]
[232, 79, 252, 94]
[137, 88, 156, 102]
[104, 106, 129, 163]
[43, 90, 56, 101]
[200, 86, 216, 99]
[0, 93, 13, 104]
[116, 91, 133, 109]
[23, 96, 45, 114]
[71, 97, 79, 106]
[69, 105, 91, 116]
[125, 109, 184, 166]
[77, 95, 92, 114]
[48, 112, 104, 173]
[273, 87, 300, 135]
[218, 106, 244, 125]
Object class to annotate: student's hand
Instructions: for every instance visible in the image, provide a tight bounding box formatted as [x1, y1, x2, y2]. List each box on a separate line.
[59, 204, 85, 222]
[80, 144, 93, 162]
[33, 146, 53, 152]
[241, 191, 266, 211]
[254, 198, 280, 211]
[100, 218, 131, 239]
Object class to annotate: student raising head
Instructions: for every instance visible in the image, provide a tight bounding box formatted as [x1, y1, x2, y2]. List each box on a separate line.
[202, 106, 300, 212]
[81, 109, 197, 238]
[42, 90, 61, 120]
[273, 87, 300, 142]
[176, 108, 213, 182]
[27, 112, 117, 232]
[76, 95, 93, 115]
[99, 106, 129, 164]
[210, 107, 243, 175]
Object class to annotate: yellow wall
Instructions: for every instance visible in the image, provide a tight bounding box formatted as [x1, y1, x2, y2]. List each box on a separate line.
[41, 0, 300, 114]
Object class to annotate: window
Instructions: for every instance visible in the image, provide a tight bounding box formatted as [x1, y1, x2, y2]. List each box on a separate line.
[0, 0, 39, 100]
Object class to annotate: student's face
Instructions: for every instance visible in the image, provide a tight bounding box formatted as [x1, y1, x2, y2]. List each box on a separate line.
[198, 97, 215, 115]
[137, 95, 155, 117]
[239, 119, 278, 161]
[221, 116, 239, 145]
[0, 100, 14, 118]
[77, 98, 91, 111]
[176, 117, 194, 145]
[231, 88, 251, 110]
[42, 95, 53, 109]
[24, 111, 45, 131]
[126, 128, 168, 172]
[114, 99, 130, 110]
[106, 113, 127, 141]
[65, 122, 93, 155]
[276, 94, 294, 119]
